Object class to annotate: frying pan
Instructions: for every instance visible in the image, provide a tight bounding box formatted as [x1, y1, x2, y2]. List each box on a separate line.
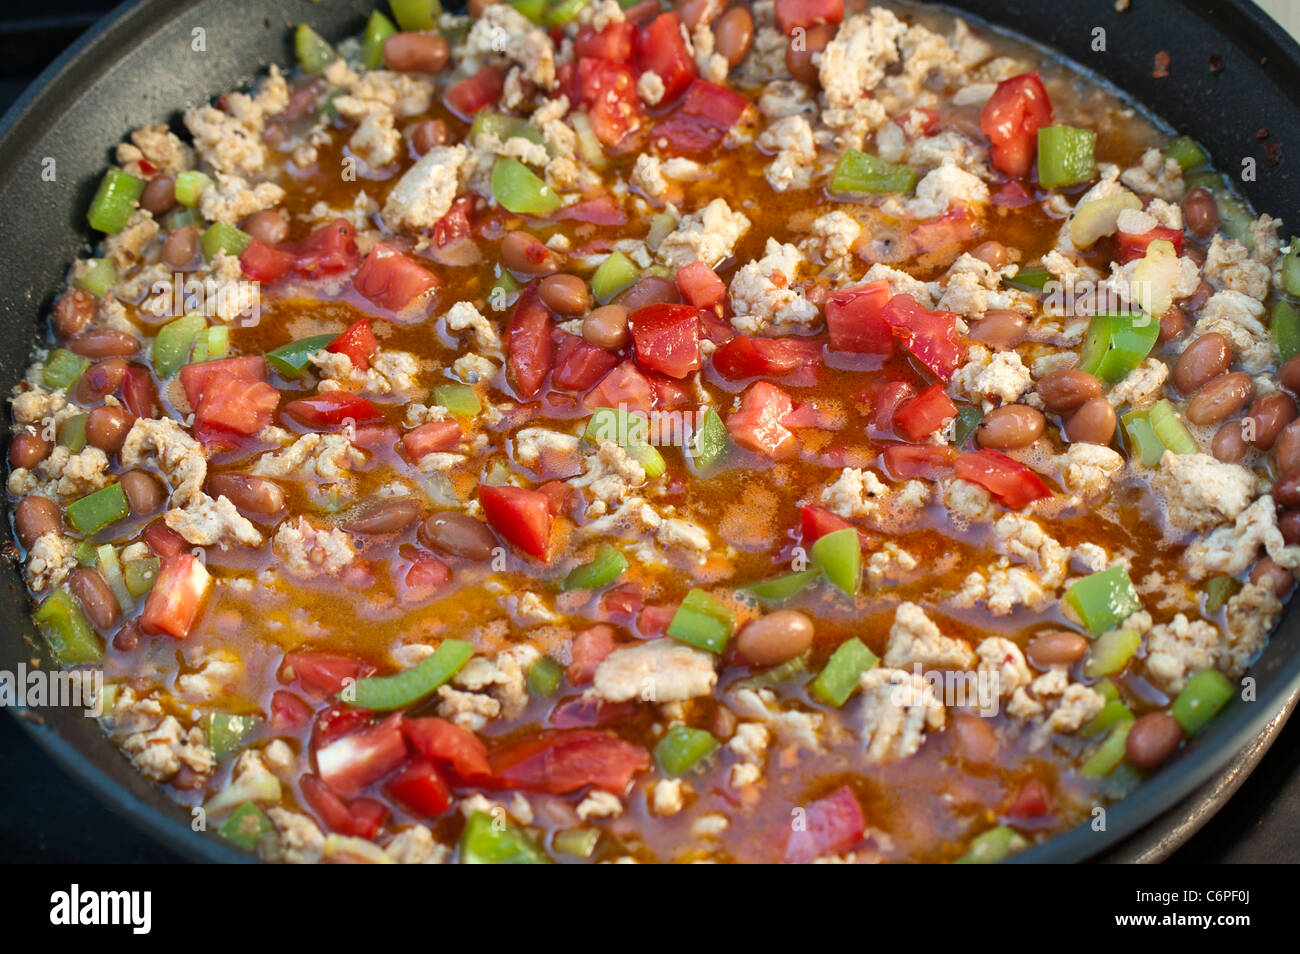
[1, 0, 1297, 864]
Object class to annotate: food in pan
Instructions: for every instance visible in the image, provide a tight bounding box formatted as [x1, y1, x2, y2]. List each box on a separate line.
[9, 0, 1300, 863]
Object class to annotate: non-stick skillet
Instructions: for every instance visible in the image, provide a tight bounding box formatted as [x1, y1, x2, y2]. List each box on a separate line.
[1, 0, 1297, 863]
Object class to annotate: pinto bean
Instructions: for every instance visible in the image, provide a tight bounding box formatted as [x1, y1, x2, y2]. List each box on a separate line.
[1246, 392, 1297, 450]
[1065, 397, 1117, 445]
[786, 22, 835, 85]
[341, 497, 423, 535]
[949, 712, 998, 765]
[66, 330, 139, 359]
[205, 474, 286, 517]
[1125, 712, 1184, 771]
[382, 32, 450, 73]
[976, 404, 1045, 449]
[120, 469, 165, 516]
[1036, 369, 1102, 414]
[612, 275, 679, 310]
[970, 240, 1008, 268]
[52, 288, 94, 339]
[970, 310, 1028, 349]
[139, 175, 176, 217]
[14, 496, 61, 549]
[1211, 420, 1249, 462]
[734, 610, 814, 666]
[1181, 186, 1219, 238]
[1186, 372, 1254, 426]
[69, 567, 121, 632]
[74, 358, 129, 404]
[242, 209, 288, 245]
[85, 405, 135, 454]
[1277, 419, 1300, 474]
[538, 274, 592, 315]
[410, 118, 449, 156]
[1158, 305, 1187, 342]
[1280, 354, 1300, 395]
[1280, 509, 1300, 545]
[1250, 556, 1294, 598]
[1181, 279, 1214, 313]
[9, 430, 51, 470]
[1172, 332, 1230, 393]
[582, 304, 630, 351]
[500, 231, 557, 276]
[419, 511, 497, 560]
[675, 0, 722, 29]
[713, 5, 754, 66]
[467, 0, 500, 16]
[1026, 630, 1089, 669]
[162, 226, 199, 270]
[1276, 470, 1300, 508]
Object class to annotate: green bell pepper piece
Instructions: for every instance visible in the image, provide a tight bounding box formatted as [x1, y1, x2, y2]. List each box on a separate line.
[1281, 238, 1300, 298]
[950, 405, 982, 448]
[471, 112, 544, 146]
[810, 527, 861, 596]
[66, 482, 129, 535]
[1094, 677, 1120, 703]
[1204, 575, 1242, 613]
[33, 589, 102, 665]
[545, 0, 589, 25]
[266, 334, 336, 378]
[219, 801, 272, 851]
[491, 158, 562, 215]
[810, 637, 878, 707]
[1080, 719, 1133, 778]
[96, 544, 134, 615]
[152, 313, 207, 378]
[654, 725, 719, 776]
[562, 543, 628, 591]
[434, 383, 482, 417]
[72, 258, 118, 297]
[742, 568, 821, 605]
[123, 556, 161, 597]
[1272, 300, 1300, 361]
[1084, 628, 1141, 678]
[1171, 669, 1235, 734]
[955, 825, 1023, 864]
[1064, 566, 1141, 636]
[361, 10, 398, 69]
[42, 349, 90, 391]
[1005, 265, 1051, 292]
[58, 413, 87, 453]
[1119, 408, 1164, 468]
[667, 588, 734, 654]
[1079, 312, 1160, 383]
[591, 251, 639, 303]
[173, 171, 211, 208]
[200, 222, 251, 261]
[552, 827, 600, 858]
[509, 0, 548, 22]
[830, 149, 918, 194]
[1081, 698, 1134, 738]
[460, 810, 549, 863]
[526, 655, 564, 697]
[1166, 135, 1209, 172]
[347, 639, 474, 710]
[584, 407, 666, 475]
[734, 653, 809, 689]
[689, 407, 729, 471]
[1148, 399, 1197, 455]
[73, 540, 99, 566]
[1037, 125, 1096, 189]
[207, 712, 263, 761]
[391, 0, 442, 30]
[87, 168, 146, 234]
[294, 23, 336, 75]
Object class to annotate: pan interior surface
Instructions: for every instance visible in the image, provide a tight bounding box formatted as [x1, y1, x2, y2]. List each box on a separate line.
[0, 0, 1297, 862]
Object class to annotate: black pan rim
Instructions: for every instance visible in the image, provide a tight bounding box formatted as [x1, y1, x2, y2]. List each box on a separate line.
[1, 0, 1298, 864]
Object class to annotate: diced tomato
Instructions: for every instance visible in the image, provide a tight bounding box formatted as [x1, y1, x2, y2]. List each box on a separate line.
[290, 218, 360, 278]
[712, 335, 821, 381]
[432, 195, 474, 248]
[583, 360, 655, 414]
[139, 553, 210, 639]
[283, 652, 373, 695]
[600, 581, 644, 619]
[195, 377, 280, 436]
[861, 379, 918, 433]
[774, 0, 844, 33]
[782, 785, 865, 863]
[191, 420, 248, 453]
[402, 717, 494, 785]
[385, 758, 453, 816]
[1117, 225, 1184, 264]
[622, 0, 661, 22]
[553, 333, 619, 391]
[798, 505, 872, 549]
[300, 774, 389, 839]
[506, 286, 554, 400]
[881, 294, 962, 382]
[991, 180, 1035, 208]
[676, 261, 727, 308]
[142, 521, 187, 558]
[699, 308, 736, 345]
[487, 729, 651, 794]
[1005, 778, 1051, 819]
[979, 72, 1053, 178]
[283, 391, 382, 430]
[630, 303, 700, 379]
[269, 690, 312, 731]
[955, 449, 1053, 509]
[238, 237, 294, 282]
[727, 381, 795, 458]
[894, 106, 940, 137]
[637, 604, 675, 638]
[575, 58, 645, 150]
[479, 484, 553, 560]
[445, 65, 505, 119]
[315, 713, 408, 799]
[655, 78, 750, 156]
[894, 385, 958, 442]
[650, 373, 692, 410]
[312, 705, 374, 750]
[553, 194, 626, 226]
[395, 551, 451, 605]
[122, 365, 159, 419]
[537, 479, 574, 514]
[881, 443, 956, 481]
[344, 798, 390, 841]
[179, 355, 265, 408]
[401, 420, 462, 460]
[826, 280, 893, 354]
[353, 244, 438, 314]
[576, 20, 637, 61]
[636, 12, 696, 102]
[568, 624, 616, 686]
[549, 696, 639, 728]
[326, 319, 380, 371]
